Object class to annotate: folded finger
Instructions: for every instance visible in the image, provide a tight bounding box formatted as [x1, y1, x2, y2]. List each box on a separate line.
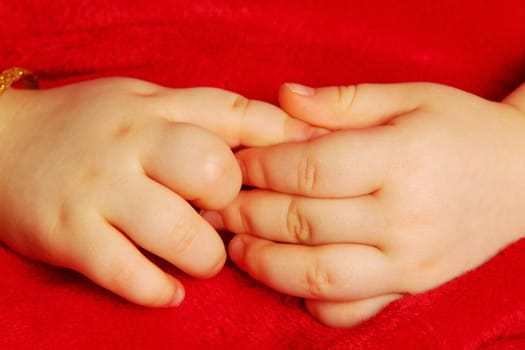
[228, 235, 396, 301]
[305, 294, 402, 328]
[203, 190, 384, 247]
[237, 127, 395, 197]
[103, 175, 226, 278]
[140, 121, 241, 210]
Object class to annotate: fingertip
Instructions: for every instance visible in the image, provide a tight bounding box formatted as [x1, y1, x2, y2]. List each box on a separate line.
[166, 276, 186, 307]
[110, 265, 186, 308]
[128, 270, 187, 308]
[197, 251, 227, 279]
[228, 235, 246, 265]
[279, 83, 329, 130]
[140, 273, 186, 308]
[278, 83, 315, 111]
[236, 155, 247, 181]
[283, 82, 316, 97]
[190, 139, 242, 210]
[228, 235, 267, 272]
[200, 210, 225, 230]
[190, 235, 227, 279]
[144, 122, 241, 210]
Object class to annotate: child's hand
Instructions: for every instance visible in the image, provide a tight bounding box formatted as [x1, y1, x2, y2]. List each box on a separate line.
[203, 82, 525, 327]
[0, 77, 320, 307]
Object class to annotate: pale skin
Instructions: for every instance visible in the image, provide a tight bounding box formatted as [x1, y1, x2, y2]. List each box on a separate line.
[203, 81, 525, 327]
[0, 77, 322, 308]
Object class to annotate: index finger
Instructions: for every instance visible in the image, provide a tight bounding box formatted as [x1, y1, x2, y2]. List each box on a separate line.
[157, 87, 327, 147]
[237, 126, 395, 198]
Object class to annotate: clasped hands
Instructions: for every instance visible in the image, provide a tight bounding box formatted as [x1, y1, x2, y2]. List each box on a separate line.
[2, 78, 525, 328]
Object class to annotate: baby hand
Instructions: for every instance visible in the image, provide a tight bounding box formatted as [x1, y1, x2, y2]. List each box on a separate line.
[204, 82, 525, 327]
[0, 77, 320, 307]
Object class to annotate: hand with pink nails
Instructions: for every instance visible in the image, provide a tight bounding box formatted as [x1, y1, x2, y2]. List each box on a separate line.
[203, 81, 525, 327]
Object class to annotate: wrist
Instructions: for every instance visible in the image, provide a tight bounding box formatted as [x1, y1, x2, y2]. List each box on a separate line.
[0, 67, 39, 141]
[0, 89, 35, 152]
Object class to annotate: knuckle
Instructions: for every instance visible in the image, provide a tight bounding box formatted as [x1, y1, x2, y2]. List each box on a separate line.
[230, 94, 251, 115]
[286, 199, 311, 243]
[305, 257, 333, 299]
[229, 94, 252, 142]
[199, 152, 232, 187]
[166, 215, 198, 257]
[110, 121, 136, 141]
[91, 77, 160, 97]
[297, 149, 318, 194]
[115, 77, 161, 97]
[337, 84, 357, 113]
[239, 202, 254, 234]
[198, 252, 226, 278]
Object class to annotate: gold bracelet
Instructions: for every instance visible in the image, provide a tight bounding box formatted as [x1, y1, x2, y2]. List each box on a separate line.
[0, 67, 39, 96]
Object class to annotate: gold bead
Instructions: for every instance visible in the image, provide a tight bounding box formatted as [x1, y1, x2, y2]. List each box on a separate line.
[0, 67, 39, 96]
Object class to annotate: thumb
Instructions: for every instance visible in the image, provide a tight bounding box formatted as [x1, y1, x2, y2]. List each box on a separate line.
[279, 82, 431, 130]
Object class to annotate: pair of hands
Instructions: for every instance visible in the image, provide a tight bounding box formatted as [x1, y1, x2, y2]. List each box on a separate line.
[1, 77, 525, 328]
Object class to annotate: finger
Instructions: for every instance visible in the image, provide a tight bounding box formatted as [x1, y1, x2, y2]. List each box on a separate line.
[203, 190, 384, 247]
[60, 215, 185, 307]
[103, 175, 226, 278]
[236, 127, 394, 197]
[279, 82, 442, 129]
[141, 122, 241, 210]
[304, 294, 402, 328]
[155, 87, 327, 147]
[228, 235, 396, 300]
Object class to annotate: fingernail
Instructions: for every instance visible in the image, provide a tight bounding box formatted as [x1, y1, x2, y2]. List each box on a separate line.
[228, 237, 245, 262]
[169, 286, 185, 307]
[310, 127, 330, 139]
[285, 83, 316, 96]
[201, 210, 224, 229]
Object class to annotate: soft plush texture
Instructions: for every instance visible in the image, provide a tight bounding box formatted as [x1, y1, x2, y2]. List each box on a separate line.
[2, 1, 525, 349]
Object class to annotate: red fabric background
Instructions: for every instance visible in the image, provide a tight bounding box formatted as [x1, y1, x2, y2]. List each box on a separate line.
[2, 1, 525, 349]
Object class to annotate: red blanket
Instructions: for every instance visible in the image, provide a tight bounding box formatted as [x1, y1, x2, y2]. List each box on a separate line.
[2, 1, 525, 348]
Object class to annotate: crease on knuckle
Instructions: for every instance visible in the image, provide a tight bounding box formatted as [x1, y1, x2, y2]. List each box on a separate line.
[239, 201, 254, 234]
[286, 198, 311, 244]
[337, 85, 358, 119]
[297, 149, 317, 194]
[230, 94, 252, 143]
[231, 94, 251, 113]
[107, 257, 139, 292]
[305, 257, 332, 299]
[167, 215, 198, 257]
